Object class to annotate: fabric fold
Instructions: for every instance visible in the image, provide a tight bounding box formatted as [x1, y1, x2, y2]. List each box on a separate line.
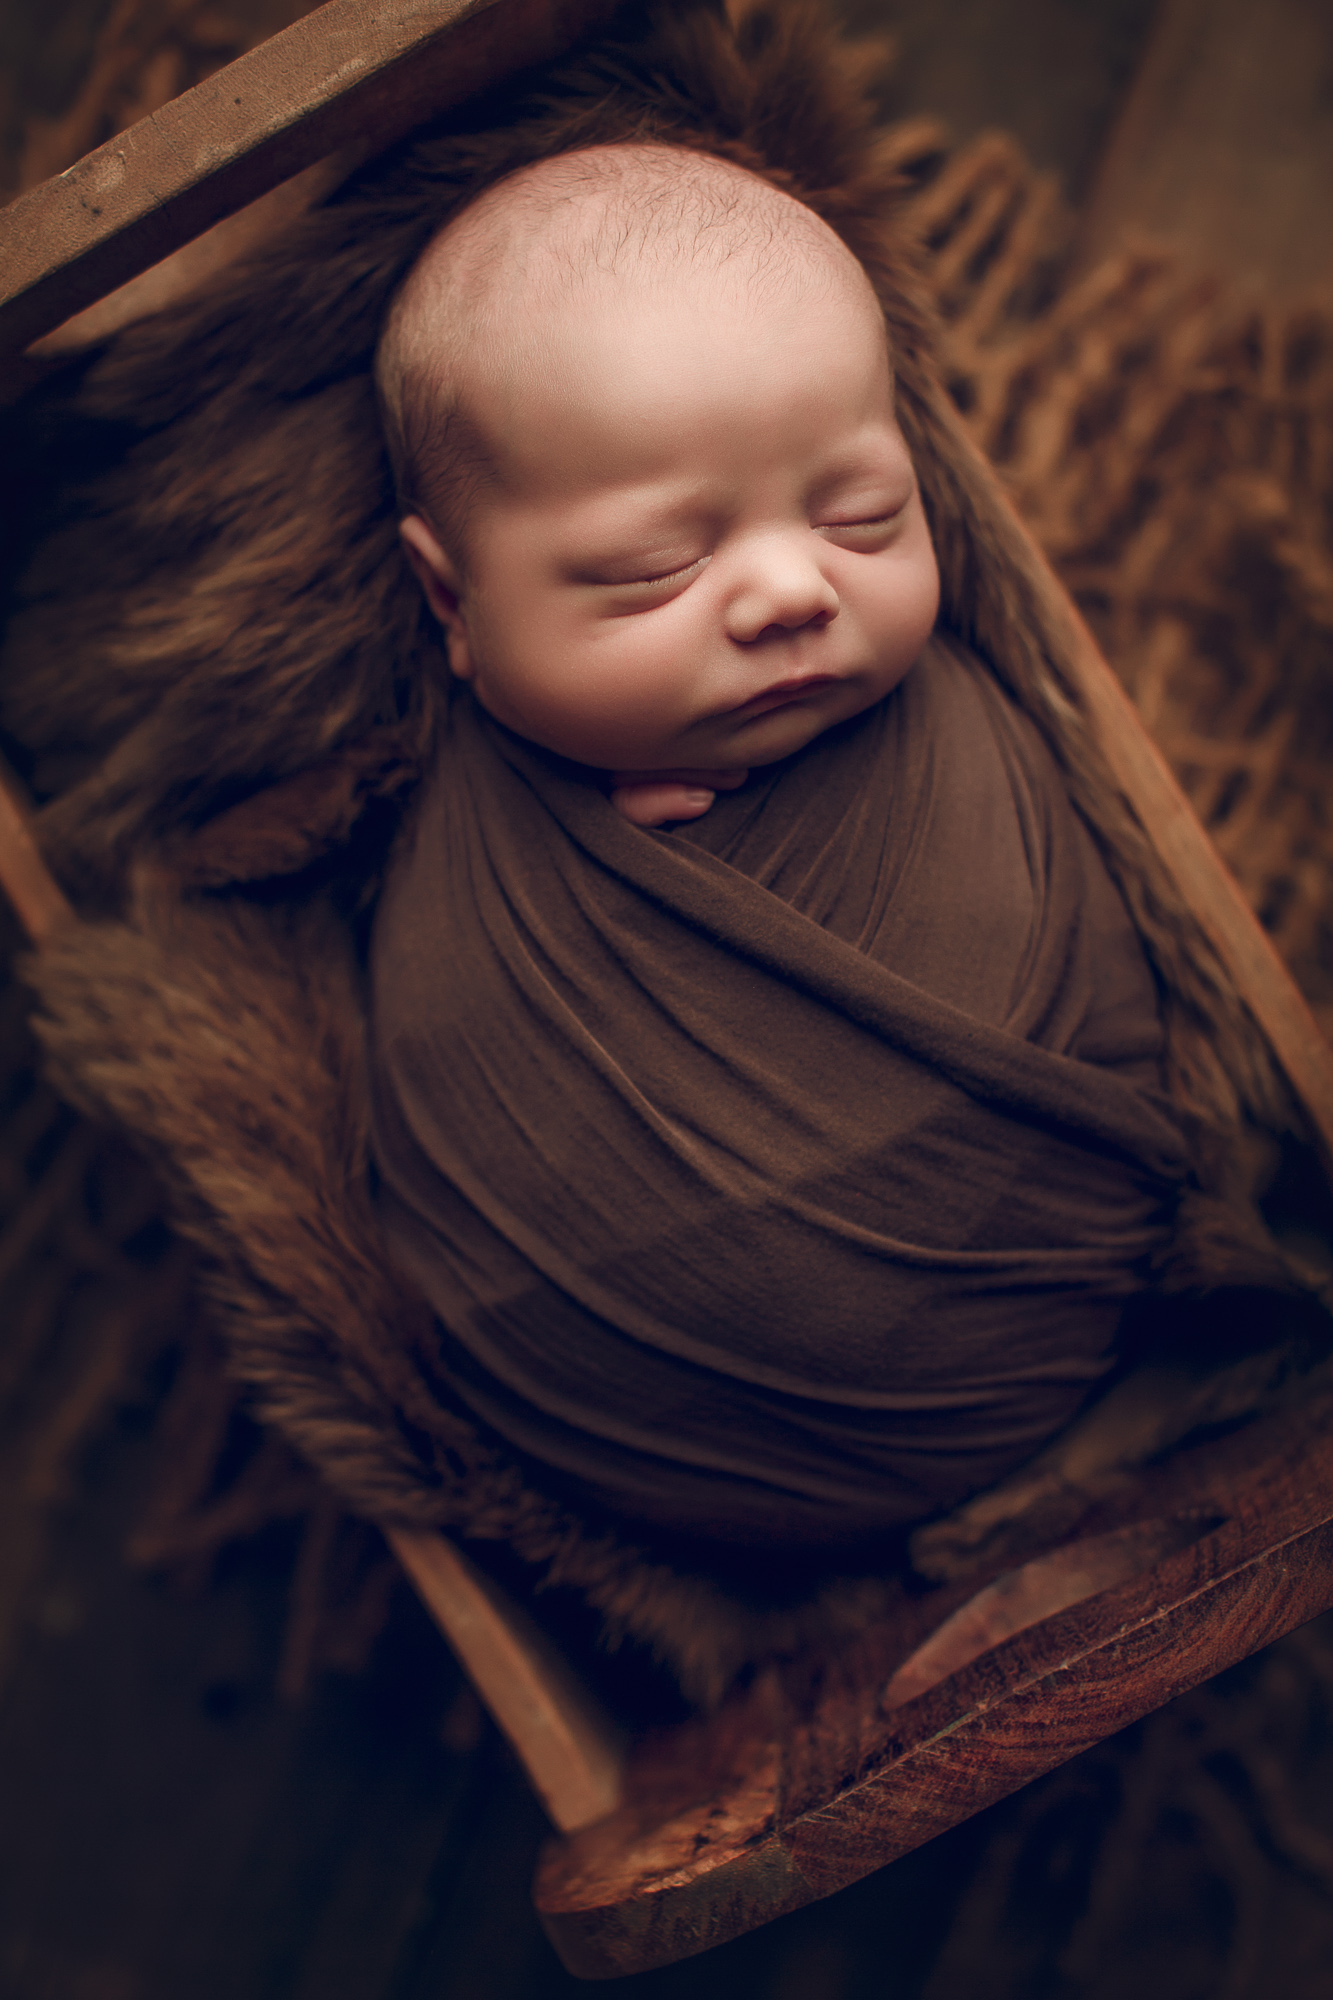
[370, 636, 1189, 1550]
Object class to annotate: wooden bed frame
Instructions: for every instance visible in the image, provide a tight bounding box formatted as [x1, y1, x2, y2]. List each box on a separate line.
[3, 0, 1333, 1977]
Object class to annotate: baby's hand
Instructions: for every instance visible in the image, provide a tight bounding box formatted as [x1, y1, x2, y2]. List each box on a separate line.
[609, 768, 748, 828]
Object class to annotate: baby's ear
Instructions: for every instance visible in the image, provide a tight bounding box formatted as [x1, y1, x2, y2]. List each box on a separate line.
[399, 515, 473, 678]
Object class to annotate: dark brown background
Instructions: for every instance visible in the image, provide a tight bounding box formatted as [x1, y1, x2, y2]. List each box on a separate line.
[2, 3, 1333, 1996]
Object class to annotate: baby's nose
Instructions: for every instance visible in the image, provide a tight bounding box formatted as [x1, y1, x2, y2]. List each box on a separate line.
[723, 535, 840, 644]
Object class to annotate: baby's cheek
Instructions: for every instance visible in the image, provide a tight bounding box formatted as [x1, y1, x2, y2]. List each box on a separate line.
[870, 538, 940, 680]
[905, 524, 942, 640]
[561, 647, 693, 763]
[466, 620, 580, 741]
[468, 582, 701, 767]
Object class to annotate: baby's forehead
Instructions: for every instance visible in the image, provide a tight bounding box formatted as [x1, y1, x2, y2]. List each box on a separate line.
[376, 144, 891, 519]
[397, 145, 875, 358]
[454, 144, 847, 281]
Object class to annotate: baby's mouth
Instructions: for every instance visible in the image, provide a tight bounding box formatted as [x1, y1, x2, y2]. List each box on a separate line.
[728, 673, 839, 718]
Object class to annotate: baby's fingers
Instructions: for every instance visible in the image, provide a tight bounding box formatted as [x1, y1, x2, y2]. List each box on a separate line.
[610, 780, 715, 827]
[609, 767, 748, 827]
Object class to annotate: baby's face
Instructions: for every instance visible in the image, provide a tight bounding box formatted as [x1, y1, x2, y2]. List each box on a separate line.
[403, 255, 939, 777]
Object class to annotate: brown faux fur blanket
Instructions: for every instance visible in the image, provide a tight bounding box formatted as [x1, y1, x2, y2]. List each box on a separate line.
[0, 0, 1317, 1703]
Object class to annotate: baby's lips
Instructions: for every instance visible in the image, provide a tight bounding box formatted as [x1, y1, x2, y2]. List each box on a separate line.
[727, 672, 840, 718]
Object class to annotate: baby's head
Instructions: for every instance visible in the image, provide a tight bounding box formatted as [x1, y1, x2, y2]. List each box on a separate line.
[377, 144, 939, 817]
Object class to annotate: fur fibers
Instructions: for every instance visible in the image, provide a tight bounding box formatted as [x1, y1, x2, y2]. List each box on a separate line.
[1, 0, 1306, 1702]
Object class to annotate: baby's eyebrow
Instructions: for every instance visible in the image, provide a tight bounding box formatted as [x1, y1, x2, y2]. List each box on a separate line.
[575, 480, 716, 526]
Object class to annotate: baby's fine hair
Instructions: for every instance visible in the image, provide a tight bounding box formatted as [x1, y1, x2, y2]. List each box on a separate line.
[374, 142, 875, 558]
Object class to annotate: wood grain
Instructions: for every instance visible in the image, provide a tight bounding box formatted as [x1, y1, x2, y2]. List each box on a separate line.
[0, 0, 617, 361]
[536, 1395, 1333, 1976]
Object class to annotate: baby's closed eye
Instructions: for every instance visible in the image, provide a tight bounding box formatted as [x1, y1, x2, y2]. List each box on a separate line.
[614, 554, 711, 590]
[815, 507, 909, 550]
[579, 552, 712, 616]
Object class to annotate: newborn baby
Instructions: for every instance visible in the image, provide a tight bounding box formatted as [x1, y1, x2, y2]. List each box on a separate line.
[369, 144, 1187, 1561]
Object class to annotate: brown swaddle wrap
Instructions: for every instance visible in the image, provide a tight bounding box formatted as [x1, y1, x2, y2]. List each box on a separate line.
[370, 637, 1188, 1554]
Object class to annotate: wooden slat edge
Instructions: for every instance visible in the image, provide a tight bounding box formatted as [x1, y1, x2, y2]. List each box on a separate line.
[939, 398, 1333, 1161]
[1046, 576, 1333, 1152]
[0, 0, 616, 360]
[788, 1509, 1333, 1894]
[0, 762, 72, 944]
[388, 1527, 624, 1833]
[539, 1498, 1333, 1975]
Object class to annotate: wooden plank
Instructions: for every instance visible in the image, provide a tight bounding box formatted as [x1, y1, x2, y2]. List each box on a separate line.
[26, 155, 352, 359]
[535, 1393, 1333, 1976]
[0, 0, 617, 362]
[0, 760, 71, 943]
[388, 1529, 623, 1835]
[1031, 571, 1333, 1165]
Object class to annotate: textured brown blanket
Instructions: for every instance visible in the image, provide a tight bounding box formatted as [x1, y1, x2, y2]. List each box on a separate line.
[370, 637, 1187, 1555]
